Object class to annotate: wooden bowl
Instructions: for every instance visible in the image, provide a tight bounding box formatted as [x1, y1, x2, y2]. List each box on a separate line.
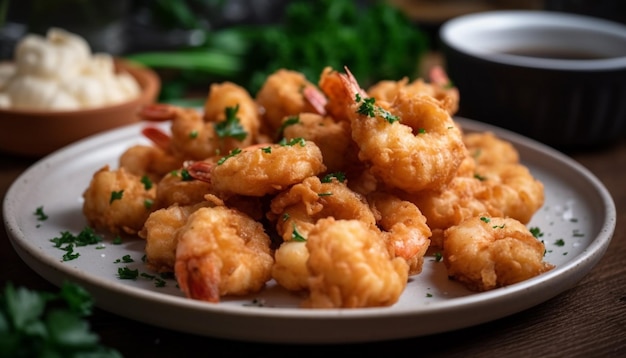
[0, 59, 160, 157]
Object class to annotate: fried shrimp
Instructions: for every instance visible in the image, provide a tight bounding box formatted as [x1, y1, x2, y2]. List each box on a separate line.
[280, 112, 358, 173]
[475, 162, 545, 224]
[256, 69, 325, 138]
[139, 201, 210, 272]
[269, 175, 376, 292]
[318, 66, 367, 122]
[268, 175, 376, 243]
[187, 140, 326, 197]
[368, 192, 431, 275]
[367, 65, 459, 116]
[153, 168, 215, 210]
[271, 240, 310, 292]
[203, 81, 261, 147]
[404, 175, 501, 249]
[82, 165, 156, 235]
[175, 206, 274, 303]
[118, 143, 184, 183]
[333, 67, 466, 193]
[464, 131, 519, 166]
[303, 217, 409, 308]
[443, 215, 554, 292]
[139, 104, 221, 160]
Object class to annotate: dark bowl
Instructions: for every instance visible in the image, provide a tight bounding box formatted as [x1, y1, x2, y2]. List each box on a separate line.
[440, 10, 626, 149]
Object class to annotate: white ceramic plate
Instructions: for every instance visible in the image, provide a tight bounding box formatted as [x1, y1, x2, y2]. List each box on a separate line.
[3, 117, 615, 344]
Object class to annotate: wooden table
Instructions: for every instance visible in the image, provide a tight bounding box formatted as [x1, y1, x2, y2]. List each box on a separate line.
[2, 134, 625, 357]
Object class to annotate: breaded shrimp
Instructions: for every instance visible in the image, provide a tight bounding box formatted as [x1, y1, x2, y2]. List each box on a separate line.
[187, 140, 326, 197]
[153, 168, 215, 210]
[367, 65, 459, 116]
[443, 215, 554, 292]
[268, 175, 376, 243]
[139, 104, 221, 160]
[280, 112, 358, 173]
[175, 206, 274, 303]
[303, 218, 409, 308]
[82, 165, 156, 235]
[118, 143, 184, 183]
[330, 67, 466, 193]
[139, 201, 211, 272]
[256, 69, 325, 138]
[464, 131, 520, 166]
[269, 175, 377, 292]
[476, 162, 545, 224]
[271, 240, 310, 292]
[368, 191, 431, 275]
[203, 81, 262, 147]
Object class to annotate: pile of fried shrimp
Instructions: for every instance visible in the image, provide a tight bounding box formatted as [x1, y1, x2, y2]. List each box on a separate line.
[81, 66, 554, 308]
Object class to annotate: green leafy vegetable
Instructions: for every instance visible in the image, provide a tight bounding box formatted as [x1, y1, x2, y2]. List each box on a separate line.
[0, 282, 121, 357]
[126, 0, 428, 99]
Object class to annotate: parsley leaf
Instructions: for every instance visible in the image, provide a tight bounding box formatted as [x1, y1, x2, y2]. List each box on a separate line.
[215, 104, 248, 141]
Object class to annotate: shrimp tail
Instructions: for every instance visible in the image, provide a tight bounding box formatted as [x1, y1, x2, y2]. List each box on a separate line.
[138, 103, 178, 122]
[176, 255, 221, 303]
[186, 160, 215, 183]
[141, 127, 171, 151]
[302, 85, 328, 116]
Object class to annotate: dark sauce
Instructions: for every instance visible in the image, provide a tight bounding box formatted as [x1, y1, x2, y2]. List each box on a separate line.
[502, 48, 608, 60]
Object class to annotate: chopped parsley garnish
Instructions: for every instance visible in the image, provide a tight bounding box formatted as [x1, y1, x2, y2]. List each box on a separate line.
[262, 146, 272, 153]
[214, 104, 248, 141]
[474, 173, 486, 181]
[318, 192, 332, 197]
[433, 252, 443, 262]
[180, 168, 193, 181]
[277, 115, 300, 138]
[109, 190, 123, 204]
[218, 147, 243, 165]
[554, 239, 565, 247]
[189, 129, 199, 139]
[144, 199, 153, 210]
[291, 224, 307, 242]
[140, 175, 153, 190]
[50, 227, 104, 261]
[140, 273, 167, 288]
[117, 267, 139, 280]
[112, 236, 123, 245]
[34, 206, 48, 221]
[282, 213, 290, 222]
[321, 172, 346, 183]
[279, 137, 306, 147]
[480, 216, 491, 223]
[529, 227, 544, 238]
[114, 255, 134, 264]
[355, 94, 398, 123]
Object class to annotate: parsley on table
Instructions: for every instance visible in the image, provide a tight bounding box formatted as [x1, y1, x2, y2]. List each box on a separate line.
[0, 282, 122, 357]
